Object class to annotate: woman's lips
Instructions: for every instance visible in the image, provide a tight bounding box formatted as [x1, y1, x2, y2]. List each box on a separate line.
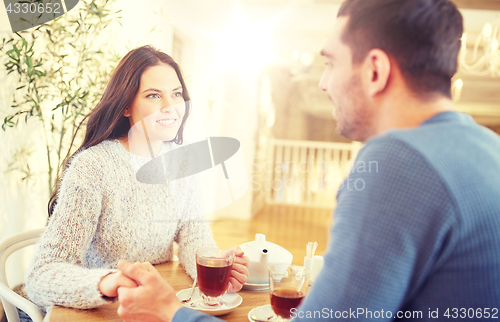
[156, 118, 177, 127]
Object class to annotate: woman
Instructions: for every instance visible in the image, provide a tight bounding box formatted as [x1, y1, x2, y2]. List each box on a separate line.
[25, 45, 248, 314]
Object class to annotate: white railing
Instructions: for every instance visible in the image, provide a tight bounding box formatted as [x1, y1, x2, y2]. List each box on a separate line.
[261, 138, 362, 209]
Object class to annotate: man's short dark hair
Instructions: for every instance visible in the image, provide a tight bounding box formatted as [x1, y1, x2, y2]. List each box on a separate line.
[338, 0, 463, 98]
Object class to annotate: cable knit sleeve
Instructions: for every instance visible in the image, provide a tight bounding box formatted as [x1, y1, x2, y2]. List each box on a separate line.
[174, 176, 217, 278]
[25, 150, 116, 310]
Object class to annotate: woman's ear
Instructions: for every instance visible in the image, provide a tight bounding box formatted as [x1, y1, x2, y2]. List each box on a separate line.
[123, 108, 130, 117]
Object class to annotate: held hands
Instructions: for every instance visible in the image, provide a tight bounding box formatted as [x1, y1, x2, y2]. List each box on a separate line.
[111, 246, 248, 321]
[116, 261, 182, 322]
[227, 245, 250, 293]
[98, 271, 138, 298]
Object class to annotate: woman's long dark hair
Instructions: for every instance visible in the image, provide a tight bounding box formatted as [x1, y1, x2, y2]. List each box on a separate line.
[48, 45, 191, 217]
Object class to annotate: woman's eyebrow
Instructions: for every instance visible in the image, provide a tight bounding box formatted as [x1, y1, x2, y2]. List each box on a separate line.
[142, 88, 161, 94]
[141, 86, 183, 94]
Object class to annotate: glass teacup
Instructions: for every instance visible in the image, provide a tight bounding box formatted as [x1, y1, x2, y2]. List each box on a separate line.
[268, 264, 310, 322]
[196, 248, 235, 306]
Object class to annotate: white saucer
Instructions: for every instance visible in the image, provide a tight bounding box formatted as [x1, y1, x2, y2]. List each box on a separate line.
[248, 304, 276, 321]
[176, 287, 242, 316]
[243, 283, 269, 291]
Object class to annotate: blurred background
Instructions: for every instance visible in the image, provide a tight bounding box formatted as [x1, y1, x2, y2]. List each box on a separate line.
[1, 0, 499, 288]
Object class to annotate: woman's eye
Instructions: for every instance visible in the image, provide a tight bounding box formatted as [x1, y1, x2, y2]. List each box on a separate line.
[147, 93, 160, 99]
[173, 92, 183, 98]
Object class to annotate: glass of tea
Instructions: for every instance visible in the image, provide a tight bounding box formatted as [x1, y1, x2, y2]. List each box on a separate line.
[268, 264, 310, 321]
[196, 248, 235, 306]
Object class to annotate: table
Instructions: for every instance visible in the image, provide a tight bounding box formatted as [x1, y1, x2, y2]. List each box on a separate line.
[49, 208, 332, 321]
[49, 261, 271, 322]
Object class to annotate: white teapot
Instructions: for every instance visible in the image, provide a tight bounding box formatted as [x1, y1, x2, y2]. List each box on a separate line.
[240, 233, 293, 284]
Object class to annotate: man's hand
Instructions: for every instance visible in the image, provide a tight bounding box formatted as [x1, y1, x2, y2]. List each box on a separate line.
[99, 271, 138, 298]
[226, 245, 249, 293]
[116, 261, 183, 322]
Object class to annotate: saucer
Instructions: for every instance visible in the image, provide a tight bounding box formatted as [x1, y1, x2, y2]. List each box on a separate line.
[176, 287, 242, 316]
[243, 283, 269, 291]
[248, 304, 276, 321]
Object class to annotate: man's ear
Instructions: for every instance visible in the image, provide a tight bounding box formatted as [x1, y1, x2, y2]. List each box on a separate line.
[124, 108, 130, 117]
[363, 49, 391, 97]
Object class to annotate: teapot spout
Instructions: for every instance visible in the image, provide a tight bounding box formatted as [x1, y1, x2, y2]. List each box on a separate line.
[239, 233, 294, 285]
[260, 248, 270, 262]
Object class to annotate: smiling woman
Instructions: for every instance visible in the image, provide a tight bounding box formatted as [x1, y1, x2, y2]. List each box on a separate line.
[121, 63, 187, 156]
[48, 45, 191, 216]
[21, 45, 249, 320]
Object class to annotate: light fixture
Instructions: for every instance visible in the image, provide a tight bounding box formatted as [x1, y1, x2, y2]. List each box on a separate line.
[291, 50, 315, 68]
[459, 18, 500, 77]
[210, 7, 279, 78]
[299, 51, 315, 67]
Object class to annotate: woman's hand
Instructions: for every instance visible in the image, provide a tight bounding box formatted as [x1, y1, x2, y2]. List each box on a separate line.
[99, 271, 138, 298]
[227, 245, 249, 293]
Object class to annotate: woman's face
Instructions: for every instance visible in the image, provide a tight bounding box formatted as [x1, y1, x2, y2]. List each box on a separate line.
[124, 63, 185, 145]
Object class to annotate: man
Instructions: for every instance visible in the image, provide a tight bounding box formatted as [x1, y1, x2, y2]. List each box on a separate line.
[116, 0, 500, 320]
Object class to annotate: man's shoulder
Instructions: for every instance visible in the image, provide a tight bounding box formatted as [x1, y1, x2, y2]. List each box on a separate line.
[380, 112, 499, 154]
[356, 134, 425, 171]
[362, 112, 500, 169]
[357, 113, 500, 215]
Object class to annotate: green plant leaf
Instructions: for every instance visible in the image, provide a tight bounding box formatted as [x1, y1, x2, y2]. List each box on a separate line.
[2, 0, 121, 198]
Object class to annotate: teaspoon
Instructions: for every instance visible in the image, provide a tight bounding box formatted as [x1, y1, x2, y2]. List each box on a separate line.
[251, 315, 274, 322]
[181, 277, 197, 306]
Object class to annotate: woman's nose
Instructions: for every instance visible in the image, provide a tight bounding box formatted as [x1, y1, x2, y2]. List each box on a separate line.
[160, 98, 174, 112]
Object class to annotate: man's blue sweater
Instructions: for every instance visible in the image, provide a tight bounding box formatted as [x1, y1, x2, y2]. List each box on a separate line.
[174, 111, 500, 321]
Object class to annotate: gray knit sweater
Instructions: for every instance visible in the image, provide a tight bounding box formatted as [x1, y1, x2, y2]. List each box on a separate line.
[25, 139, 216, 312]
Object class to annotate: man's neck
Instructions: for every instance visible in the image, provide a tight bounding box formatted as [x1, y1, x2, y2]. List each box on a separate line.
[371, 91, 454, 138]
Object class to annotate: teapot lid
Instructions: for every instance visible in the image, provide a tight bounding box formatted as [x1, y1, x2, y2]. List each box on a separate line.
[255, 233, 266, 243]
[240, 233, 293, 264]
[242, 233, 277, 251]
